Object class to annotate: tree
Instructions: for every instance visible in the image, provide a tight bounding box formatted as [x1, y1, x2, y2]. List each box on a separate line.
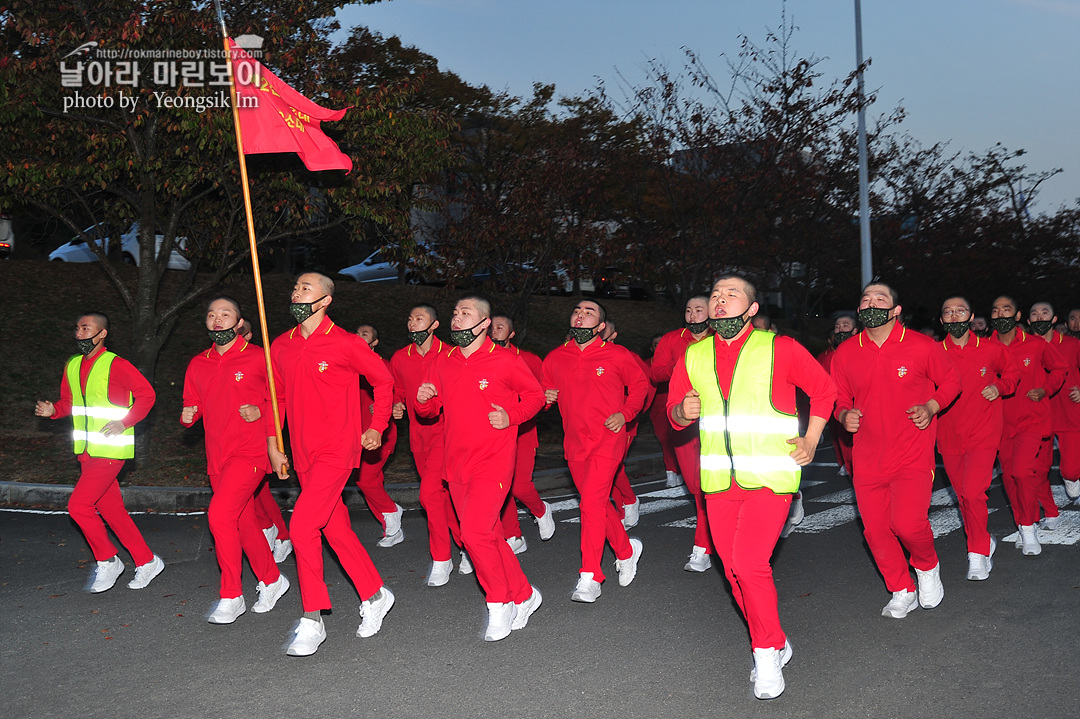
[0, 0, 457, 455]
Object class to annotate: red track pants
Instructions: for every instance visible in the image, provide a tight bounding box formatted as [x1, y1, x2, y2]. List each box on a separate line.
[254, 480, 290, 540]
[852, 471, 938, 593]
[208, 460, 281, 598]
[500, 442, 546, 540]
[675, 432, 712, 553]
[568, 455, 633, 583]
[941, 450, 997, 555]
[68, 456, 153, 565]
[999, 432, 1048, 527]
[648, 393, 680, 474]
[705, 486, 789, 651]
[292, 464, 383, 612]
[356, 444, 398, 524]
[449, 476, 532, 604]
[415, 447, 462, 562]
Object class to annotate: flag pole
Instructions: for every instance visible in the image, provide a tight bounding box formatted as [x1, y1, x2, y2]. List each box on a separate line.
[213, 0, 288, 470]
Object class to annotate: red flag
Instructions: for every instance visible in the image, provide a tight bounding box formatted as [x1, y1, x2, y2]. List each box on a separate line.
[228, 39, 352, 172]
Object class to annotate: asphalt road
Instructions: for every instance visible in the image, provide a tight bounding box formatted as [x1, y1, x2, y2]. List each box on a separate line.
[3, 460, 1078, 719]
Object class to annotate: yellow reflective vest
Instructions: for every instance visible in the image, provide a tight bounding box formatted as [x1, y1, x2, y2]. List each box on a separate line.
[64, 352, 135, 459]
[685, 330, 801, 494]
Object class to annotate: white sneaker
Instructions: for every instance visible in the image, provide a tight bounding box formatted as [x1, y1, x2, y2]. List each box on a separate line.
[665, 471, 683, 488]
[86, 555, 125, 593]
[506, 535, 528, 555]
[262, 523, 278, 549]
[750, 639, 793, 682]
[788, 493, 804, 525]
[427, 559, 453, 587]
[273, 538, 293, 563]
[357, 587, 395, 638]
[511, 586, 543, 631]
[622, 498, 640, 529]
[684, 545, 712, 572]
[1018, 524, 1041, 556]
[377, 529, 404, 548]
[208, 596, 246, 624]
[484, 602, 516, 642]
[458, 550, 474, 575]
[967, 536, 996, 581]
[252, 574, 290, 613]
[915, 563, 944, 609]
[838, 465, 849, 477]
[881, 589, 918, 618]
[615, 537, 643, 587]
[571, 572, 602, 603]
[536, 501, 556, 541]
[127, 554, 165, 590]
[751, 646, 786, 699]
[286, 617, 326, 656]
[1064, 478, 1080, 500]
[383, 503, 404, 538]
[1038, 515, 1060, 531]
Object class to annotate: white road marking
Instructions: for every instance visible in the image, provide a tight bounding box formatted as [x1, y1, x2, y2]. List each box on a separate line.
[1002, 510, 1080, 546]
[790, 505, 859, 534]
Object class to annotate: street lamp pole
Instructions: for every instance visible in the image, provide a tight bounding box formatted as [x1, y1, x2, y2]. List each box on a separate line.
[855, 0, 873, 287]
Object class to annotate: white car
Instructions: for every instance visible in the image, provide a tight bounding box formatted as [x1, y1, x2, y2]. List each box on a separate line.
[337, 249, 400, 283]
[48, 222, 191, 270]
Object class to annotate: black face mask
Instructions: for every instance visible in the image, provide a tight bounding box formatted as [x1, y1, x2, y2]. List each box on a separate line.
[685, 319, 709, 335]
[857, 306, 895, 329]
[1069, 329, 1080, 339]
[833, 330, 854, 345]
[707, 312, 749, 340]
[942, 321, 970, 339]
[408, 322, 435, 346]
[491, 337, 510, 347]
[289, 295, 327, 324]
[990, 314, 1018, 334]
[448, 320, 486, 347]
[76, 330, 104, 356]
[1028, 320, 1053, 336]
[208, 322, 240, 346]
[568, 325, 599, 344]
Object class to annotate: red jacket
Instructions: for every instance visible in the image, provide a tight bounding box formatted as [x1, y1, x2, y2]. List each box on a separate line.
[994, 329, 1067, 438]
[667, 330, 836, 429]
[390, 338, 449, 457]
[270, 317, 393, 472]
[416, 338, 545, 482]
[936, 334, 1019, 453]
[830, 323, 961, 476]
[650, 327, 711, 390]
[510, 345, 543, 450]
[542, 338, 651, 461]
[52, 350, 155, 428]
[181, 340, 273, 475]
[1046, 332, 1080, 432]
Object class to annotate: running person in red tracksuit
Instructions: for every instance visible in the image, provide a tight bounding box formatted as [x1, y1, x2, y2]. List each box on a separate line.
[830, 282, 960, 619]
[415, 295, 545, 641]
[181, 297, 290, 624]
[354, 324, 404, 547]
[817, 312, 857, 481]
[934, 296, 1019, 581]
[1026, 302, 1080, 519]
[35, 312, 164, 593]
[650, 295, 716, 572]
[542, 300, 651, 603]
[390, 304, 469, 587]
[646, 331, 681, 497]
[599, 320, 654, 530]
[489, 314, 556, 552]
[668, 275, 836, 700]
[990, 296, 1067, 556]
[269, 273, 396, 657]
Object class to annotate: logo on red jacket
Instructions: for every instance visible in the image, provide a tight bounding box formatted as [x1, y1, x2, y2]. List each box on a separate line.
[1023, 357, 1032, 367]
[478, 378, 489, 390]
[234, 371, 244, 382]
[979, 367, 987, 377]
[897, 365, 908, 378]
[318, 361, 329, 373]
[596, 366, 605, 376]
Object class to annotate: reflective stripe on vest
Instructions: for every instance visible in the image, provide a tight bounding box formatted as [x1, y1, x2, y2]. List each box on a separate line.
[64, 352, 135, 460]
[685, 330, 801, 494]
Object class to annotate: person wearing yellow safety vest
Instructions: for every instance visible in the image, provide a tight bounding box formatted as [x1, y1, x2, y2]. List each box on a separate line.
[34, 312, 164, 593]
[668, 276, 836, 701]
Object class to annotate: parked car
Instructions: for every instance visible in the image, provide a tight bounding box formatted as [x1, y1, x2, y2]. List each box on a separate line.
[48, 222, 191, 270]
[0, 214, 13, 258]
[337, 249, 401, 283]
